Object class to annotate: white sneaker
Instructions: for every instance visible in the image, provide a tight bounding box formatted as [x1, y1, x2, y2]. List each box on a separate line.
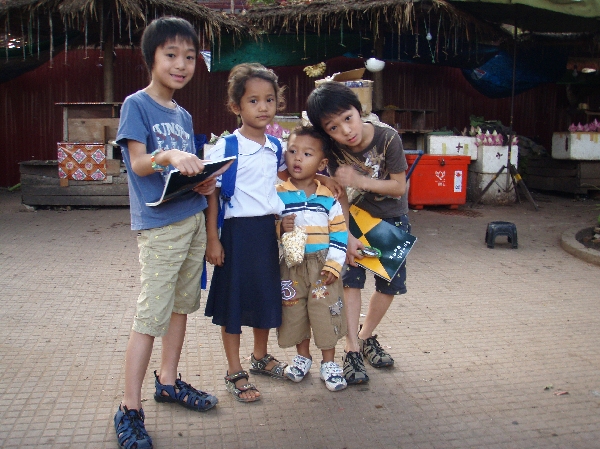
[320, 361, 347, 391]
[284, 355, 312, 382]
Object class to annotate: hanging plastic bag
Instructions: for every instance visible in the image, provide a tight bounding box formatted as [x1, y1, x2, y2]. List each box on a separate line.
[281, 226, 307, 268]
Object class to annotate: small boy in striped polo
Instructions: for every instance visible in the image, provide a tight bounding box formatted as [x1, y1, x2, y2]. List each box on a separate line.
[276, 125, 349, 392]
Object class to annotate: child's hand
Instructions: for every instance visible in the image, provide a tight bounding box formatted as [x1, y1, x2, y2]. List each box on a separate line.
[321, 270, 338, 285]
[334, 165, 365, 190]
[193, 177, 217, 196]
[317, 174, 344, 199]
[206, 237, 224, 266]
[281, 214, 296, 234]
[166, 150, 206, 176]
[346, 234, 365, 267]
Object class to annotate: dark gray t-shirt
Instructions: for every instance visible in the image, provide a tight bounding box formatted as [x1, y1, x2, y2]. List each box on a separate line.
[327, 122, 408, 218]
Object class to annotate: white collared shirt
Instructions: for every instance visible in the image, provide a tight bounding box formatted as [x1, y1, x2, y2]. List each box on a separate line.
[207, 129, 286, 218]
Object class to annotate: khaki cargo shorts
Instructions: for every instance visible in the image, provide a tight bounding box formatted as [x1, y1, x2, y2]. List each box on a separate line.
[133, 212, 206, 337]
[278, 251, 347, 350]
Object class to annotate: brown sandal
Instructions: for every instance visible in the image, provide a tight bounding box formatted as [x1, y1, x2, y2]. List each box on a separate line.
[224, 370, 260, 403]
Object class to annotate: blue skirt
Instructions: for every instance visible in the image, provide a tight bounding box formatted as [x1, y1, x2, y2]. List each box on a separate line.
[205, 215, 282, 334]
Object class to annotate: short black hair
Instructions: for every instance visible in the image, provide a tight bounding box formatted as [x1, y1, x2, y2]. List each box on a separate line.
[289, 125, 330, 157]
[141, 17, 200, 73]
[306, 82, 363, 134]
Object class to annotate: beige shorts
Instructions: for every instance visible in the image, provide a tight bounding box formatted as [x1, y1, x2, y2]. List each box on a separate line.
[133, 212, 206, 337]
[277, 251, 347, 350]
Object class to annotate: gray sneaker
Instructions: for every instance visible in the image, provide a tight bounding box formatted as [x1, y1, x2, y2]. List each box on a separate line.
[342, 351, 369, 384]
[359, 334, 394, 368]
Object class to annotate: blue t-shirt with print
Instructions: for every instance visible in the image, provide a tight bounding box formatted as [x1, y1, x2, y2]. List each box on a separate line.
[117, 90, 207, 230]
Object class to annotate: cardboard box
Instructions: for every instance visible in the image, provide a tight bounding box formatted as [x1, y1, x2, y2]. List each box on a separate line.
[551, 132, 600, 160]
[315, 69, 373, 115]
[329, 68, 365, 81]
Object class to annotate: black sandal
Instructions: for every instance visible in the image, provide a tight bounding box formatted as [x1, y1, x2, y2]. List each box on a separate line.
[249, 353, 287, 379]
[224, 370, 260, 403]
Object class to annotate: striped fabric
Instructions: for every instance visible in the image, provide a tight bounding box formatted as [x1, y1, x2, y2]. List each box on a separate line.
[276, 179, 348, 277]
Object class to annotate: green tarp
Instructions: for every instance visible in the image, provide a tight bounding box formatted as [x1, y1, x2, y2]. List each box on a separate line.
[209, 33, 366, 72]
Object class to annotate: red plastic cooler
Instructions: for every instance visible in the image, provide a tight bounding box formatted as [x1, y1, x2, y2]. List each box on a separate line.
[406, 154, 471, 209]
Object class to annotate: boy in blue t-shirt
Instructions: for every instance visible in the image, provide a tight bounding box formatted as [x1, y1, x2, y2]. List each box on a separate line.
[114, 17, 217, 449]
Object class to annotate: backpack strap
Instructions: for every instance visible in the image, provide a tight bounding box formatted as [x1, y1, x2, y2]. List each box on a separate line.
[217, 134, 283, 229]
[217, 134, 239, 229]
[266, 134, 284, 169]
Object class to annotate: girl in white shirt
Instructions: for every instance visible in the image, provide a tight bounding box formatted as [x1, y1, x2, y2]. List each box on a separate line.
[204, 63, 289, 403]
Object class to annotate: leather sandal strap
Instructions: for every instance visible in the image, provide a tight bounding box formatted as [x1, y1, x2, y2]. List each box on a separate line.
[225, 370, 250, 383]
[255, 354, 275, 368]
[236, 382, 257, 393]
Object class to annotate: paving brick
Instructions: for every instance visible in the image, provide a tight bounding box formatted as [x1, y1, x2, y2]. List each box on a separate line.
[1, 190, 600, 448]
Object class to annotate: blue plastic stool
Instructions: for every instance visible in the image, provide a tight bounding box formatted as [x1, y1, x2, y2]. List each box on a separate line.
[486, 221, 518, 249]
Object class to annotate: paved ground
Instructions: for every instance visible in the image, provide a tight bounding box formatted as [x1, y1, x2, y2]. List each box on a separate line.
[1, 188, 599, 449]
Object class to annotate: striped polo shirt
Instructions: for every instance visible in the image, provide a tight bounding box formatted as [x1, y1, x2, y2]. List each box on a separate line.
[276, 179, 348, 276]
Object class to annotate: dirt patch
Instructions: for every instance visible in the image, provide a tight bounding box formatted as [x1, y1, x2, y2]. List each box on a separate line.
[427, 207, 483, 218]
[576, 227, 600, 251]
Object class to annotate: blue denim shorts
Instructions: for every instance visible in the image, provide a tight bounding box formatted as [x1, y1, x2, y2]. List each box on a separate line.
[342, 214, 410, 296]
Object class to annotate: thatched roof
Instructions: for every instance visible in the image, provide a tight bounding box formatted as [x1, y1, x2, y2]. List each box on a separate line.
[0, 0, 246, 87]
[0, 0, 244, 48]
[241, 0, 500, 42]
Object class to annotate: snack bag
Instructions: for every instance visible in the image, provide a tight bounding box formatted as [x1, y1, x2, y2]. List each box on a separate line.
[281, 226, 307, 268]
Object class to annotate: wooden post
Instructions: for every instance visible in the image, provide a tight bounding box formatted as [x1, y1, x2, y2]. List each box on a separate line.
[372, 36, 384, 111]
[103, 29, 114, 102]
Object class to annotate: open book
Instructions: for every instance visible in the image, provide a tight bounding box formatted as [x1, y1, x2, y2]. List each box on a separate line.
[348, 205, 417, 281]
[146, 156, 236, 206]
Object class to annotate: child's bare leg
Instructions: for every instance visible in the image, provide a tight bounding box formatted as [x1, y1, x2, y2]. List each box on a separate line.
[222, 327, 260, 400]
[253, 327, 282, 370]
[358, 292, 394, 339]
[252, 327, 270, 359]
[343, 287, 362, 353]
[321, 347, 335, 363]
[296, 339, 311, 359]
[222, 327, 244, 373]
[122, 331, 154, 410]
[252, 327, 288, 380]
[157, 312, 186, 386]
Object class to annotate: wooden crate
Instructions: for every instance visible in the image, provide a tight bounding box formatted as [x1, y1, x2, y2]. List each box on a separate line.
[67, 118, 119, 143]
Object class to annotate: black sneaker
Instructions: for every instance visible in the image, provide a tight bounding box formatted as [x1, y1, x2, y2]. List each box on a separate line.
[342, 351, 369, 384]
[359, 334, 394, 368]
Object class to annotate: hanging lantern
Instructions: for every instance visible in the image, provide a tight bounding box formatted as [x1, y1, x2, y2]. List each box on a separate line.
[365, 57, 385, 72]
